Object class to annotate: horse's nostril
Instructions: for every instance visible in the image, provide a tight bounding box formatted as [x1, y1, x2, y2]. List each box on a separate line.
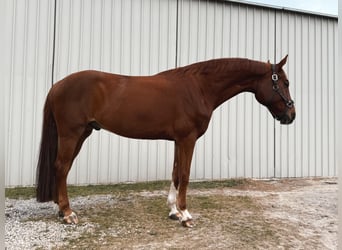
[291, 112, 296, 121]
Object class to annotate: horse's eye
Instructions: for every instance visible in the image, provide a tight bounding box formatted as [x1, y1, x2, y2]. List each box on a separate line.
[284, 80, 289, 87]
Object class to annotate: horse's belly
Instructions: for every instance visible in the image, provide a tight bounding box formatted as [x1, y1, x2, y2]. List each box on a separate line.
[99, 111, 175, 140]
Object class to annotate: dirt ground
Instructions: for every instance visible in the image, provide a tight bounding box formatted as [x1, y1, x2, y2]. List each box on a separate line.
[5, 178, 338, 249]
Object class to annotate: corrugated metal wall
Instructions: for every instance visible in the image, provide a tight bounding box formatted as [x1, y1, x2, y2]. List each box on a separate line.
[4, 0, 338, 187]
[53, 0, 178, 185]
[178, 1, 276, 180]
[4, 0, 55, 186]
[275, 12, 338, 177]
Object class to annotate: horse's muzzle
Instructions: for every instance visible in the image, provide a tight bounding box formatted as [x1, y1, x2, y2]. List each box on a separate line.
[279, 111, 296, 125]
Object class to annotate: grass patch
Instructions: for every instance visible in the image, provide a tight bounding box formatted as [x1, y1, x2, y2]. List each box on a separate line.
[5, 179, 246, 200]
[5, 186, 36, 199]
[67, 180, 171, 198]
[64, 193, 280, 249]
[189, 178, 245, 189]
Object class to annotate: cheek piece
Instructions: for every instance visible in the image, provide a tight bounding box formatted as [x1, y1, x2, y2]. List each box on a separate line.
[268, 65, 294, 122]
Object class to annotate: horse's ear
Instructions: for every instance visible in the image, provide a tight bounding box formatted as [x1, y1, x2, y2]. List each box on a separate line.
[277, 55, 288, 68]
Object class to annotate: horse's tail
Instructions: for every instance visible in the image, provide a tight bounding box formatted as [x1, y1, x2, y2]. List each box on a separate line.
[36, 96, 58, 202]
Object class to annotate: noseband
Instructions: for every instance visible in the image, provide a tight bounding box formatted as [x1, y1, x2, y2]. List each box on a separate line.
[267, 64, 295, 122]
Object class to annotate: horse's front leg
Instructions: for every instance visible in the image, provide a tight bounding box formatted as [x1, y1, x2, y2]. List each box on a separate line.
[167, 182, 181, 220]
[175, 136, 196, 227]
[167, 143, 182, 220]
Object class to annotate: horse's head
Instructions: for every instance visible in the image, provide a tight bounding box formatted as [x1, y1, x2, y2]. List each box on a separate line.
[255, 55, 295, 124]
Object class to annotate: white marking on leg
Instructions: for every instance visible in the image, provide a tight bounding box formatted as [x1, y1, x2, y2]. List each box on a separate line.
[167, 182, 179, 217]
[180, 209, 192, 222]
[63, 211, 78, 224]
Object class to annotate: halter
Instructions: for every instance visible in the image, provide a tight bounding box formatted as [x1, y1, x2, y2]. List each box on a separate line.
[271, 64, 294, 108]
[267, 64, 295, 122]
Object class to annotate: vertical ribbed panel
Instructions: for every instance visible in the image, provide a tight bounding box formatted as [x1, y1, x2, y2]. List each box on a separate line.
[4, 0, 338, 187]
[4, 0, 54, 186]
[178, 0, 276, 179]
[275, 12, 338, 177]
[54, 0, 177, 184]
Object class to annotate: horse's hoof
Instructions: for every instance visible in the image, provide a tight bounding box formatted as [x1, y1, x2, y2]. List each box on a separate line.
[63, 211, 79, 224]
[169, 212, 182, 221]
[181, 219, 194, 228]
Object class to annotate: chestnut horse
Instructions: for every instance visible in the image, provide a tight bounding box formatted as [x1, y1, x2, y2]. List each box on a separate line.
[36, 56, 295, 227]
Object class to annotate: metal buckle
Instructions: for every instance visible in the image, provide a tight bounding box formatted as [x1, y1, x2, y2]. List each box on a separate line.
[286, 100, 294, 108]
[271, 73, 278, 81]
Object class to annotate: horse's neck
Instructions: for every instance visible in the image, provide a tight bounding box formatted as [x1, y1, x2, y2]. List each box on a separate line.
[209, 76, 255, 109]
[198, 63, 266, 109]
[168, 58, 269, 109]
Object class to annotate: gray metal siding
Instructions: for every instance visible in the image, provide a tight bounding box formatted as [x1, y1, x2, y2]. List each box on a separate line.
[177, 1, 276, 179]
[53, 0, 177, 185]
[4, 0, 55, 186]
[275, 12, 338, 177]
[4, 0, 338, 186]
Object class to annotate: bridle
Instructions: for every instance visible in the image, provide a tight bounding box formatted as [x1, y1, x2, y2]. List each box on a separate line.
[267, 64, 295, 121]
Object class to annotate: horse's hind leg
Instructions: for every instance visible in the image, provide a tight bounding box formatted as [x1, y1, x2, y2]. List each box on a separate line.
[55, 127, 92, 224]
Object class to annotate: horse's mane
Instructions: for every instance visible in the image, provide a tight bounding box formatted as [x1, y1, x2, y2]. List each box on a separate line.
[162, 58, 270, 77]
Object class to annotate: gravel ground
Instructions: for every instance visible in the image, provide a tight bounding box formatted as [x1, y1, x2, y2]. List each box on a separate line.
[5, 197, 99, 249]
[5, 178, 338, 249]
